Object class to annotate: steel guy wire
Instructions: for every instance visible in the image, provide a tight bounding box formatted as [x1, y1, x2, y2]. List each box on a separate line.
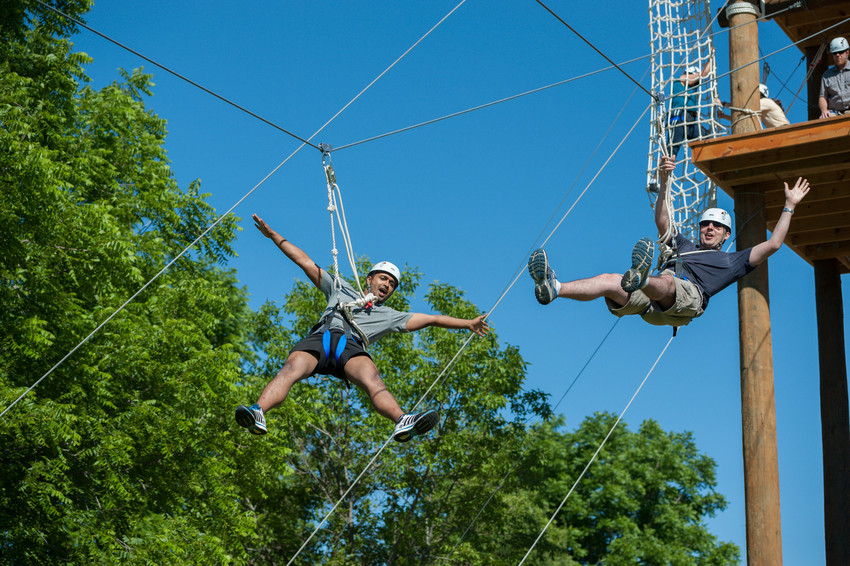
[34, 0, 321, 151]
[442, 317, 622, 561]
[287, 45, 650, 566]
[517, 333, 677, 565]
[534, 0, 656, 101]
[332, 3, 802, 155]
[3, 0, 466, 419]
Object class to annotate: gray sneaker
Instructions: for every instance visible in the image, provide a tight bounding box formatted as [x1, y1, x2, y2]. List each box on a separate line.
[235, 404, 267, 435]
[393, 409, 439, 442]
[621, 238, 655, 292]
[528, 248, 558, 305]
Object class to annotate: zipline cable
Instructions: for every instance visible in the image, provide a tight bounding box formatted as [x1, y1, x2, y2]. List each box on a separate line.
[34, 0, 321, 151]
[3, 0, 466, 420]
[535, 0, 656, 101]
[442, 317, 622, 561]
[332, 57, 653, 153]
[287, 71, 652, 566]
[0, 146, 306, 420]
[412, 100, 651, 414]
[517, 334, 677, 565]
[441, 68, 650, 557]
[333, 2, 804, 155]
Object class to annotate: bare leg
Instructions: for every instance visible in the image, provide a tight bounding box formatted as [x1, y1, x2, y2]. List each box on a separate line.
[558, 273, 630, 305]
[256, 350, 319, 413]
[342, 356, 404, 423]
[557, 272, 677, 310]
[641, 273, 677, 310]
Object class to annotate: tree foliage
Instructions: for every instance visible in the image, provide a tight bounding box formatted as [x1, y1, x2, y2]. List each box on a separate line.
[0, 3, 260, 563]
[242, 269, 739, 565]
[1, 4, 739, 565]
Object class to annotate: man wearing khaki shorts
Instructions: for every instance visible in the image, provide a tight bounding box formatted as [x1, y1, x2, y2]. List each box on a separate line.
[527, 156, 811, 327]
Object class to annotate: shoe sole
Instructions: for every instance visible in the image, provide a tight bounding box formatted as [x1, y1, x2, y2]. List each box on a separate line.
[621, 239, 654, 293]
[527, 249, 549, 283]
[528, 249, 557, 305]
[393, 410, 440, 443]
[235, 405, 267, 435]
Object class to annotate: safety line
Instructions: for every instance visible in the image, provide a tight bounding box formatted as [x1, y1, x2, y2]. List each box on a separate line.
[535, 0, 656, 101]
[285, 436, 395, 566]
[286, 55, 650, 566]
[414, 100, 651, 417]
[711, 15, 850, 93]
[332, 4, 793, 155]
[517, 334, 676, 565]
[34, 0, 321, 151]
[310, 0, 468, 154]
[0, 145, 307, 419]
[3, 1, 464, 420]
[332, 55, 653, 152]
[442, 318, 622, 561]
[437, 85, 647, 557]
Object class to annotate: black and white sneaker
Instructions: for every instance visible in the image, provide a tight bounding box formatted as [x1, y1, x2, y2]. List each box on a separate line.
[528, 248, 558, 305]
[393, 409, 440, 442]
[621, 237, 655, 293]
[235, 404, 267, 435]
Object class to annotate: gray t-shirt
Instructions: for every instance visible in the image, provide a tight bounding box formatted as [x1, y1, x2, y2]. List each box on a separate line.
[820, 65, 850, 112]
[316, 270, 412, 344]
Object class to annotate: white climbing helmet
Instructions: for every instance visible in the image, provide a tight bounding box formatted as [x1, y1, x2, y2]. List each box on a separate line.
[368, 261, 401, 286]
[759, 83, 769, 98]
[685, 65, 701, 75]
[830, 36, 849, 53]
[699, 208, 732, 231]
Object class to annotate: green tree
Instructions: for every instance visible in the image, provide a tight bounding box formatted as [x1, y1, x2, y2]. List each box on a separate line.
[242, 264, 551, 565]
[0, 3, 267, 563]
[456, 413, 741, 565]
[242, 268, 739, 565]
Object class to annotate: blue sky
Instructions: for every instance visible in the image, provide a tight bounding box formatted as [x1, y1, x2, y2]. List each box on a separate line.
[69, 1, 848, 563]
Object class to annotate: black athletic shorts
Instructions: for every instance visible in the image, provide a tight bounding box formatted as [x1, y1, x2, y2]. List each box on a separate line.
[290, 328, 371, 383]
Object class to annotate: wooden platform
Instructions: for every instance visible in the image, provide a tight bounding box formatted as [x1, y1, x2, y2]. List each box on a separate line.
[690, 115, 850, 273]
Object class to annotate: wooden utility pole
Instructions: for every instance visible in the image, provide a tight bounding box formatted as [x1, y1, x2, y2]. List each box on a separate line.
[727, 2, 783, 565]
[814, 259, 850, 566]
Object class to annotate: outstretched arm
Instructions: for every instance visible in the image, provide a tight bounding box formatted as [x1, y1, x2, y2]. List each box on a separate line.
[405, 313, 489, 337]
[654, 156, 676, 241]
[252, 213, 323, 287]
[749, 178, 811, 266]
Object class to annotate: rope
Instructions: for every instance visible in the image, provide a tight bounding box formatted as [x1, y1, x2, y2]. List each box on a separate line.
[3, 0, 462, 420]
[33, 0, 320, 151]
[323, 153, 365, 298]
[332, 56, 653, 153]
[786, 41, 826, 113]
[284, 69, 651, 566]
[333, 3, 812, 155]
[517, 334, 676, 565]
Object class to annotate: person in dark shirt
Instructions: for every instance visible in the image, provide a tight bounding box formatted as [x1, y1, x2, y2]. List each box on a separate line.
[528, 157, 810, 327]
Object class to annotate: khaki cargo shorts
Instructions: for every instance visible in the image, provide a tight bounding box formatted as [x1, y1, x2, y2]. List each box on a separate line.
[604, 269, 704, 327]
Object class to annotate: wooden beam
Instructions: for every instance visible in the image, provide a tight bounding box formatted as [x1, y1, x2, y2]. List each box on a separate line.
[790, 226, 850, 246]
[713, 153, 850, 184]
[705, 139, 850, 175]
[805, 240, 850, 259]
[766, 196, 850, 218]
[691, 116, 850, 162]
[814, 259, 850, 566]
[762, 179, 850, 205]
[775, 211, 850, 233]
